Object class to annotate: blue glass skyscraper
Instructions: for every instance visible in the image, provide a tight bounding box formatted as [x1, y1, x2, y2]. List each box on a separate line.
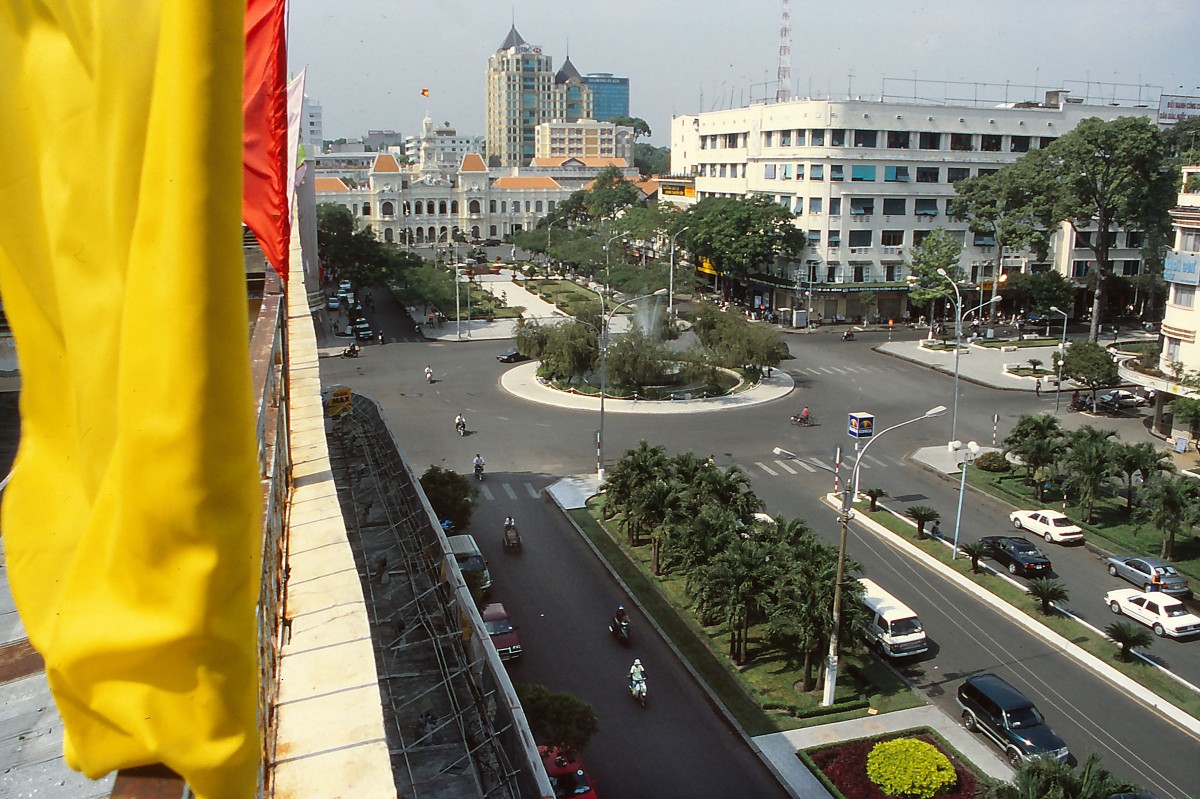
[583, 73, 629, 121]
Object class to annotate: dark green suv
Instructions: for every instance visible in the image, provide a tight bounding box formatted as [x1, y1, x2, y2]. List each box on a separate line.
[957, 673, 1069, 766]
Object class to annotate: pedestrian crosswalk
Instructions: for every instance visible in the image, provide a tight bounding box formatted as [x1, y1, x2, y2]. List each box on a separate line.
[744, 452, 906, 481]
[477, 481, 543, 502]
[796, 364, 892, 377]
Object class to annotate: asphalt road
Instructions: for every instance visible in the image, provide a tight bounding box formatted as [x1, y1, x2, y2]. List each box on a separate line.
[319, 300, 1200, 798]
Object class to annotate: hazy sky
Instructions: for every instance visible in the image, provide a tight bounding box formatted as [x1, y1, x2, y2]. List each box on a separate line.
[288, 0, 1200, 146]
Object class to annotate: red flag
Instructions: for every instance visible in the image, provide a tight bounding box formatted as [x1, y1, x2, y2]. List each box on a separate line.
[421, 88, 430, 97]
[243, 0, 289, 280]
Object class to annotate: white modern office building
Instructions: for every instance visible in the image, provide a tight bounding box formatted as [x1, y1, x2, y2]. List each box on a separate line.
[670, 92, 1155, 321]
[403, 121, 485, 169]
[302, 95, 323, 155]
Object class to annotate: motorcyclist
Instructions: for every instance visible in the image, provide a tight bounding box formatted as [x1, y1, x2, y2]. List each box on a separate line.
[473, 454, 485, 477]
[800, 406, 811, 425]
[842, 329, 855, 341]
[629, 658, 646, 687]
[614, 604, 629, 625]
[455, 413, 467, 434]
[504, 516, 516, 532]
[424, 365, 434, 383]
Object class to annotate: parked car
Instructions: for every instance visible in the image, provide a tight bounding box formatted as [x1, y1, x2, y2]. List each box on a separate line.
[538, 746, 598, 799]
[481, 603, 522, 660]
[326, 296, 341, 311]
[482, 238, 502, 247]
[339, 279, 352, 292]
[1098, 389, 1148, 409]
[496, 347, 529, 363]
[447, 534, 491, 593]
[979, 536, 1052, 576]
[1009, 509, 1084, 544]
[957, 673, 1069, 766]
[1106, 556, 1192, 597]
[1105, 588, 1200, 638]
[355, 327, 375, 341]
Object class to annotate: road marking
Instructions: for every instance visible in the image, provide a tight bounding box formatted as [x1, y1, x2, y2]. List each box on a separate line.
[796, 459, 817, 473]
[525, 483, 540, 498]
[480, 484, 494, 501]
[755, 462, 779, 476]
[503, 483, 518, 500]
[774, 460, 797, 474]
[866, 454, 889, 467]
[809, 457, 832, 472]
[819, 367, 837, 374]
[804, 368, 823, 375]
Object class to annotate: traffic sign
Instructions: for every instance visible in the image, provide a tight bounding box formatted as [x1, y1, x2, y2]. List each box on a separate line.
[848, 412, 874, 439]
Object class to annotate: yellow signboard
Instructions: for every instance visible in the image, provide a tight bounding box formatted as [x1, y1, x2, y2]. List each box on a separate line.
[324, 386, 353, 417]
[697, 256, 718, 276]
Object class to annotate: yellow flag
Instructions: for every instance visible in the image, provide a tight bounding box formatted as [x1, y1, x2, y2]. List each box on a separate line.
[0, 3, 261, 798]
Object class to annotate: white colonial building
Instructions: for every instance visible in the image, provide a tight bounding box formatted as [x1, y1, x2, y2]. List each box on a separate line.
[670, 92, 1155, 321]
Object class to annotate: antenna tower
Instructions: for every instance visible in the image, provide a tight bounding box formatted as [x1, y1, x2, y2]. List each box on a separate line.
[775, 0, 792, 102]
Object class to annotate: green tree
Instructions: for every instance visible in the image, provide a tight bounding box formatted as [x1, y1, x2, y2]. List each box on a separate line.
[418, 465, 478, 530]
[979, 751, 1137, 799]
[608, 115, 652, 139]
[863, 487, 887, 512]
[1112, 441, 1176, 512]
[1027, 577, 1069, 615]
[678, 195, 806, 282]
[1060, 340, 1119, 400]
[904, 228, 963, 332]
[1169, 396, 1200, 436]
[1060, 426, 1117, 522]
[1000, 270, 1076, 320]
[535, 321, 599, 381]
[584, 165, 644, 223]
[605, 323, 671, 391]
[318, 202, 419, 288]
[1003, 413, 1065, 498]
[1006, 116, 1177, 341]
[906, 505, 941, 540]
[1105, 619, 1153, 663]
[1133, 473, 1200, 560]
[949, 169, 1046, 301]
[634, 143, 670, 177]
[601, 441, 671, 542]
[514, 684, 598, 757]
[960, 539, 991, 574]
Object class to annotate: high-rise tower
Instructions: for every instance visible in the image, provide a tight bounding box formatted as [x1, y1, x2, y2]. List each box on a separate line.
[485, 26, 592, 167]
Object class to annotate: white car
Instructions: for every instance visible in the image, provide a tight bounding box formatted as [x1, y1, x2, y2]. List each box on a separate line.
[1105, 588, 1200, 638]
[1009, 509, 1084, 544]
[1098, 389, 1148, 409]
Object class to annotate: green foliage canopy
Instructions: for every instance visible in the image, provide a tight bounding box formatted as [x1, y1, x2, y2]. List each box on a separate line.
[678, 195, 805, 279]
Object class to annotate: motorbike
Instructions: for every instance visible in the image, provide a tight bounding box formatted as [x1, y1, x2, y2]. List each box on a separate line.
[474, 462, 485, 481]
[340, 347, 361, 358]
[609, 616, 631, 645]
[841, 331, 856, 341]
[789, 413, 814, 427]
[440, 519, 456, 535]
[502, 522, 522, 551]
[425, 369, 434, 384]
[455, 420, 467, 436]
[629, 676, 648, 708]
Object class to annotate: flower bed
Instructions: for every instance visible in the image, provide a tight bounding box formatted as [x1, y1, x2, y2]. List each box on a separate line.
[802, 729, 981, 799]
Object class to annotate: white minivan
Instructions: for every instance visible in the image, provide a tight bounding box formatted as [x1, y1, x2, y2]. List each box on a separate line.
[859, 578, 928, 657]
[447, 534, 492, 593]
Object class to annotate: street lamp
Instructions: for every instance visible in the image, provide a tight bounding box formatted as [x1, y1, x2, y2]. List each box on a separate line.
[668, 227, 690, 320]
[604, 232, 624, 292]
[1050, 306, 1069, 413]
[935, 268, 1000, 446]
[823, 404, 947, 706]
[584, 287, 669, 480]
[950, 440, 980, 559]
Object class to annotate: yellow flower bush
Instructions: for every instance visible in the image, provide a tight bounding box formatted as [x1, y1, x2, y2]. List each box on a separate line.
[865, 737, 957, 798]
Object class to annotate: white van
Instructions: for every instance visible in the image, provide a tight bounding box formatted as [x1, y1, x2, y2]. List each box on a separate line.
[447, 534, 492, 593]
[859, 578, 927, 657]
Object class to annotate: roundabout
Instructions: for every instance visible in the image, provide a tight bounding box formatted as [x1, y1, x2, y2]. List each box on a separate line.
[498, 360, 794, 414]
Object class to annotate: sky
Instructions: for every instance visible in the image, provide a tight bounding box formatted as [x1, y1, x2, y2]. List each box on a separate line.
[288, 0, 1200, 147]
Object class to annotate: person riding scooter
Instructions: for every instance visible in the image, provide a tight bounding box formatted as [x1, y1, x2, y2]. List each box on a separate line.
[610, 604, 631, 643]
[842, 329, 856, 341]
[629, 658, 647, 705]
[455, 413, 467, 435]
[473, 454, 485, 481]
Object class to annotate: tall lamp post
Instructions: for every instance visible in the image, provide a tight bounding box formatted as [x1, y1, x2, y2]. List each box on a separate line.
[604, 232, 624, 292]
[584, 287, 668, 480]
[950, 440, 980, 558]
[823, 404, 947, 706]
[1050, 306, 1069, 413]
[935, 268, 1000, 446]
[668, 226, 690, 320]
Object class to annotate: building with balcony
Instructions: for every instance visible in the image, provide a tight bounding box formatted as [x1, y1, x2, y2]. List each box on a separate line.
[670, 92, 1155, 320]
[403, 121, 484, 169]
[534, 119, 634, 162]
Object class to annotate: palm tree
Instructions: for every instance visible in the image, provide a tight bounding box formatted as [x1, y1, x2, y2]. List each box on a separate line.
[906, 505, 941, 540]
[978, 751, 1138, 799]
[1004, 414, 1064, 495]
[1111, 441, 1176, 513]
[863, 487, 887, 512]
[1105, 620, 1153, 663]
[1060, 435, 1116, 522]
[1134, 473, 1200, 560]
[960, 539, 991, 574]
[1027, 577, 1069, 615]
[1027, 357, 1043, 373]
[602, 440, 669, 531]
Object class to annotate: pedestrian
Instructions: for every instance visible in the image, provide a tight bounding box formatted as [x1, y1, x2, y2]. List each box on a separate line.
[378, 331, 385, 345]
[1035, 378, 1041, 397]
[1149, 569, 1162, 593]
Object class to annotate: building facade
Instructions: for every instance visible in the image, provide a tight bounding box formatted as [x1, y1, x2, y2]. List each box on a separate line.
[485, 26, 593, 168]
[302, 95, 323, 155]
[1160, 167, 1200, 381]
[670, 93, 1154, 320]
[583, 73, 630, 121]
[403, 121, 485, 169]
[534, 119, 634, 162]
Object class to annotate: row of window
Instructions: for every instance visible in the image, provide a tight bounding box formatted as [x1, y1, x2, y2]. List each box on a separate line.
[356, 198, 558, 217]
[701, 129, 1056, 152]
[802, 228, 988, 249]
[759, 163, 1000, 183]
[1070, 260, 1146, 278]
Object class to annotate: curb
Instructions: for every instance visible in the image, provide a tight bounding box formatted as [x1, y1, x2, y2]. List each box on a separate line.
[543, 482, 810, 799]
[872, 345, 1037, 393]
[823, 493, 1200, 740]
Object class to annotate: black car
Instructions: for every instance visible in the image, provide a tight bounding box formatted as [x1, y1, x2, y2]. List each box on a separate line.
[957, 673, 1069, 766]
[482, 238, 502, 246]
[979, 535, 1052, 576]
[496, 347, 529, 363]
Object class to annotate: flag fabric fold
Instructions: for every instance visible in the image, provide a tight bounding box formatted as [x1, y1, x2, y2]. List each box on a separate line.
[0, 3, 262, 798]
[243, 0, 290, 280]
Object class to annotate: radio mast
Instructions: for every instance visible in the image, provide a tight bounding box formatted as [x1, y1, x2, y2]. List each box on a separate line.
[775, 0, 792, 102]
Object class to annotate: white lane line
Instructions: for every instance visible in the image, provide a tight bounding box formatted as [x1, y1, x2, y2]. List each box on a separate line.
[525, 483, 540, 498]
[774, 460, 797, 474]
[804, 368, 823, 375]
[503, 483, 518, 500]
[866, 454, 889, 467]
[480, 484, 495, 501]
[819, 367, 837, 374]
[796, 459, 817, 473]
[755, 462, 779, 476]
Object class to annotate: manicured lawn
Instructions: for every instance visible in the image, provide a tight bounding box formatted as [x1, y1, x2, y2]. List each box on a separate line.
[974, 338, 1060, 348]
[569, 503, 922, 736]
[864, 502, 1200, 719]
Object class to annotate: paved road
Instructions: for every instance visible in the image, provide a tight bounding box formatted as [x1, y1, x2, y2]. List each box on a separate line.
[320, 305, 1200, 797]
